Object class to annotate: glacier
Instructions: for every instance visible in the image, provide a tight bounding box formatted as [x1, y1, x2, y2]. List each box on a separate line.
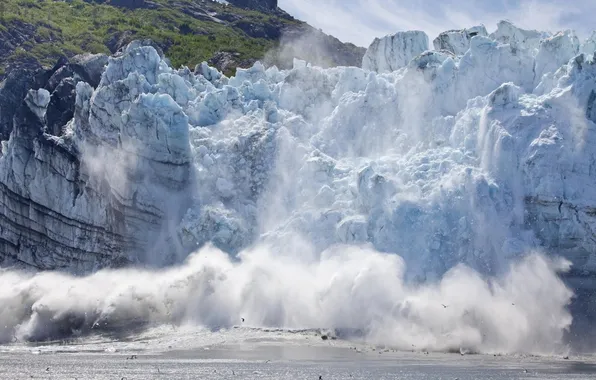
[1, 21, 596, 353]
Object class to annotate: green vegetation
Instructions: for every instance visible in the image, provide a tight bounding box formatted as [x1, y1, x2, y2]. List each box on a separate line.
[0, 0, 300, 75]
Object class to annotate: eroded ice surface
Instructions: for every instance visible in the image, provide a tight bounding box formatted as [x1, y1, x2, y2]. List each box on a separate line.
[1, 20, 596, 353]
[171, 22, 596, 280]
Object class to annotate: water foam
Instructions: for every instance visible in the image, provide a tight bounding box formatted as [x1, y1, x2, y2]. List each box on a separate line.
[0, 245, 572, 354]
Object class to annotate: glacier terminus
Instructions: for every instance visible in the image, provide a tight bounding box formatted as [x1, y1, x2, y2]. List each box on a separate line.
[1, 20, 596, 356]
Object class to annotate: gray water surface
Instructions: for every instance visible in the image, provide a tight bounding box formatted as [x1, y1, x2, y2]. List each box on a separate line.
[2, 344, 596, 379]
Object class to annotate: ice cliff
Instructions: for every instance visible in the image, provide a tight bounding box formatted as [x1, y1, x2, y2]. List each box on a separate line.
[362, 30, 429, 73]
[1, 21, 596, 291]
[0, 48, 192, 271]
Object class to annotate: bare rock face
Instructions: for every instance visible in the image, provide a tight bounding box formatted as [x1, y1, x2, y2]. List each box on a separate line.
[83, 0, 159, 10]
[227, 0, 277, 12]
[0, 68, 49, 141]
[0, 20, 38, 72]
[0, 42, 192, 272]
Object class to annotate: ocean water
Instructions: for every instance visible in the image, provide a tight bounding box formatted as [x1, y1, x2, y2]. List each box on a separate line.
[1, 330, 596, 380]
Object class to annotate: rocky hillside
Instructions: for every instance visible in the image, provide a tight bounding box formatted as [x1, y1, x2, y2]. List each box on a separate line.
[0, 0, 365, 78]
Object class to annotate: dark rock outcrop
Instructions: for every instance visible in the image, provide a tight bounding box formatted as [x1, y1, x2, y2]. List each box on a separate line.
[0, 67, 51, 141]
[106, 30, 138, 54]
[0, 20, 37, 63]
[1, 54, 108, 142]
[84, 0, 160, 10]
[227, 0, 278, 13]
[234, 19, 283, 39]
[45, 77, 76, 136]
[69, 54, 110, 88]
[208, 51, 254, 74]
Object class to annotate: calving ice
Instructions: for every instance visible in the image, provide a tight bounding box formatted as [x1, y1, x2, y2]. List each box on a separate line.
[0, 20, 595, 354]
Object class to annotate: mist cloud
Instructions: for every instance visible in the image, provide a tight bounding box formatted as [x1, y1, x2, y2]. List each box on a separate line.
[0, 244, 573, 355]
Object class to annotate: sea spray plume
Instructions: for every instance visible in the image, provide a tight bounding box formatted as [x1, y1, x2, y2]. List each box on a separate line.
[0, 245, 572, 354]
[262, 25, 365, 70]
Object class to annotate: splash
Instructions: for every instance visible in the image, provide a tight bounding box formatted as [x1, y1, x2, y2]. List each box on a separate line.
[0, 244, 572, 354]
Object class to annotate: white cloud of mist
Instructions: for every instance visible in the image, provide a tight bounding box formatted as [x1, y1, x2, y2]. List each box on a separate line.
[0, 244, 573, 355]
[279, 0, 596, 47]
